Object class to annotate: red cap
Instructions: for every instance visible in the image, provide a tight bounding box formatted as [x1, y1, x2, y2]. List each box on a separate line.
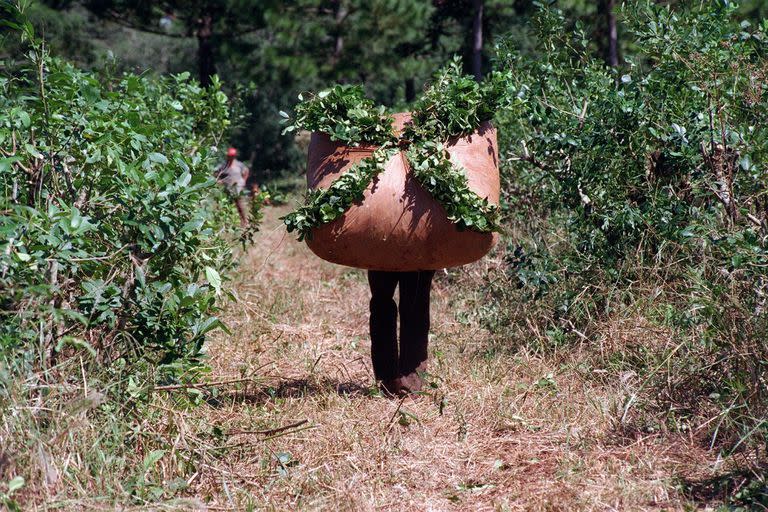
[226, 147, 237, 157]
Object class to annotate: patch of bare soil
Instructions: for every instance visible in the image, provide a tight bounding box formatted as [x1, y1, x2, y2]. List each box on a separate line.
[185, 205, 722, 511]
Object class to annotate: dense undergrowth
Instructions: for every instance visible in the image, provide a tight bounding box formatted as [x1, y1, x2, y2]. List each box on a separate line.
[484, 0, 768, 494]
[0, 7, 256, 507]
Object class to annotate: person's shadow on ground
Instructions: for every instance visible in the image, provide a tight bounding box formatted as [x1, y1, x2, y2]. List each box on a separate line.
[204, 377, 372, 408]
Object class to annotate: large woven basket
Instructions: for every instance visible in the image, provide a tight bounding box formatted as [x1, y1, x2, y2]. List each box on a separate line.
[304, 113, 500, 271]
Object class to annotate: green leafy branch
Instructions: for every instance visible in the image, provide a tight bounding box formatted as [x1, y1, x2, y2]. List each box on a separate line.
[403, 56, 505, 143]
[280, 85, 395, 146]
[282, 59, 503, 239]
[407, 143, 500, 232]
[283, 146, 399, 241]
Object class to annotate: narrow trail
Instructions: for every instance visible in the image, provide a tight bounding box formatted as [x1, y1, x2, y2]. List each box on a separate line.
[191, 204, 714, 511]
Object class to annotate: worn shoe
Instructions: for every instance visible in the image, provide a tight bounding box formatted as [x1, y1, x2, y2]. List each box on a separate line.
[379, 378, 403, 397]
[397, 371, 424, 394]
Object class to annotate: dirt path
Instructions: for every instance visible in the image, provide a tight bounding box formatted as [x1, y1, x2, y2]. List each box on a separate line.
[188, 204, 714, 511]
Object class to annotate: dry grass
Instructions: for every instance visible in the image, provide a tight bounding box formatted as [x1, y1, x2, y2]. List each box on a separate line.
[173, 205, 724, 511]
[12, 204, 738, 511]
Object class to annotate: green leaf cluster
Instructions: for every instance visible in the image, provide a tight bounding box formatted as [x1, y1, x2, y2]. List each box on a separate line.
[0, 18, 244, 378]
[282, 60, 502, 239]
[407, 143, 500, 232]
[404, 56, 505, 143]
[282, 85, 395, 146]
[283, 146, 399, 241]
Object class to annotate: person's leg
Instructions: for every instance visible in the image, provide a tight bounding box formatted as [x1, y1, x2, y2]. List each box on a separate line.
[398, 270, 435, 391]
[234, 195, 250, 227]
[368, 271, 400, 385]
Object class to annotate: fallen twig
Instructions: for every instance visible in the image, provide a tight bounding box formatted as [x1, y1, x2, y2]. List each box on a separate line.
[386, 395, 408, 430]
[228, 419, 309, 437]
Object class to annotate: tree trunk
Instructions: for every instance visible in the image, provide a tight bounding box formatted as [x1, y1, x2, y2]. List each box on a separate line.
[405, 77, 416, 103]
[332, 1, 347, 66]
[197, 14, 216, 87]
[605, 0, 619, 67]
[472, 0, 483, 82]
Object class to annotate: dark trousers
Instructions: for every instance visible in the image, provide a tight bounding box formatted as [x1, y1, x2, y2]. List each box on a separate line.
[368, 270, 435, 381]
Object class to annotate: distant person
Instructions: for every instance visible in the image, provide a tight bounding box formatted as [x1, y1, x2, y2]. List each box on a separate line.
[215, 147, 250, 227]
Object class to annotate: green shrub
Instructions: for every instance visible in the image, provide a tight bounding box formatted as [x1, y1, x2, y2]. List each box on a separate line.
[491, 1, 768, 453]
[0, 9, 240, 380]
[0, 11, 257, 501]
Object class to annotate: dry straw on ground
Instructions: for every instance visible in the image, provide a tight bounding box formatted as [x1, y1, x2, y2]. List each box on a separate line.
[178, 205, 724, 511]
[9, 204, 738, 511]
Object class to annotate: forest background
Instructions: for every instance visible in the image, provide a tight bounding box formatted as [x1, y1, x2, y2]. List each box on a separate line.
[13, 0, 767, 182]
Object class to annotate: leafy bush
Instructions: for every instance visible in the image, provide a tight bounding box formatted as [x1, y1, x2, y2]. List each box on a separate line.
[0, 10, 241, 379]
[0, 9, 257, 502]
[491, 2, 768, 452]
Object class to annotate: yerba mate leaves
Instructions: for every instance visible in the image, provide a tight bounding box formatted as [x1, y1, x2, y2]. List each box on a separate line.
[404, 56, 504, 143]
[407, 143, 501, 233]
[282, 59, 502, 238]
[281, 84, 395, 146]
[282, 146, 400, 241]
